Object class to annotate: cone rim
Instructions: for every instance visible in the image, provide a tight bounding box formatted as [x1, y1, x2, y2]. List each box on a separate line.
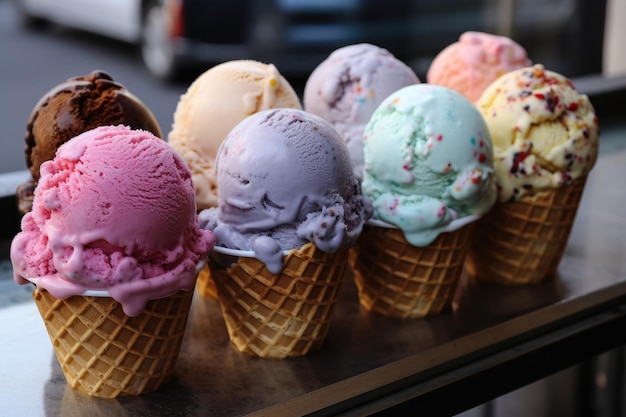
[211, 240, 346, 258]
[212, 245, 291, 257]
[367, 212, 481, 233]
[20, 260, 206, 297]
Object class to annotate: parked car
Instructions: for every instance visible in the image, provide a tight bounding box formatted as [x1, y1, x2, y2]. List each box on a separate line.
[13, 0, 601, 82]
[12, 0, 483, 82]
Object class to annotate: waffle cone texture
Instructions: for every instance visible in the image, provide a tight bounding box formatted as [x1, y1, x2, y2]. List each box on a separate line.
[350, 222, 475, 319]
[466, 177, 586, 285]
[208, 242, 348, 358]
[196, 264, 218, 299]
[32, 287, 194, 398]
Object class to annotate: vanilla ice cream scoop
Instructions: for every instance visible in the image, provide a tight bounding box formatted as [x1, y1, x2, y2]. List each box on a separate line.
[168, 60, 302, 210]
[477, 64, 600, 202]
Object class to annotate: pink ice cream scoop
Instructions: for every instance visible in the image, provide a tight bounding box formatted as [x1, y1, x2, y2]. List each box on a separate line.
[427, 31, 531, 103]
[11, 125, 215, 316]
[303, 43, 420, 177]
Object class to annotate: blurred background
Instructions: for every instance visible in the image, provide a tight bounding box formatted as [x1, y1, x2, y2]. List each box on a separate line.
[0, 0, 617, 176]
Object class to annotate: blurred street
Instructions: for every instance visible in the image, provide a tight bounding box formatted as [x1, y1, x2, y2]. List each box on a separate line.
[0, 0, 189, 174]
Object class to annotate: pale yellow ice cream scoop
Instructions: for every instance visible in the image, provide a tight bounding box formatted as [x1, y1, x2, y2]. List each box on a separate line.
[477, 64, 599, 202]
[168, 60, 302, 210]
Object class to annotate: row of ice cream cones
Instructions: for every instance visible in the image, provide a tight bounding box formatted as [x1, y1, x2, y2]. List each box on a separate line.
[24, 82, 592, 400]
[13, 32, 597, 401]
[31, 172, 585, 397]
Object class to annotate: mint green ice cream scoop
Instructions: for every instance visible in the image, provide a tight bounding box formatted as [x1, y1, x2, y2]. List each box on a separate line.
[362, 84, 497, 246]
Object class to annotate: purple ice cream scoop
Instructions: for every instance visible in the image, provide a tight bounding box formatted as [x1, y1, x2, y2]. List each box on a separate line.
[199, 108, 372, 273]
[303, 43, 420, 178]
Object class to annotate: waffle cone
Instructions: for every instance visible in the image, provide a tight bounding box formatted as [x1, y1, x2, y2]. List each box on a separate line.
[208, 242, 348, 358]
[196, 264, 218, 299]
[350, 222, 475, 319]
[466, 177, 586, 285]
[32, 287, 194, 398]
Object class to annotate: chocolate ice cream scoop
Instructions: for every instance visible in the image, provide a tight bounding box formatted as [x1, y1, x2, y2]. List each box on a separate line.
[17, 70, 162, 214]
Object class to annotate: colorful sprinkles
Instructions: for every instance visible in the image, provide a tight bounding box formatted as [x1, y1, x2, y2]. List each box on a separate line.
[477, 64, 599, 202]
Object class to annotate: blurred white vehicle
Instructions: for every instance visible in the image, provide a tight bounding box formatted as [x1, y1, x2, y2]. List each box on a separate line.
[13, 0, 489, 82]
[14, 0, 589, 82]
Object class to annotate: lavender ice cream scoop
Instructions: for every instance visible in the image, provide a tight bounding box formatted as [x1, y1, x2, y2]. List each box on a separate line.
[199, 108, 372, 273]
[303, 43, 420, 178]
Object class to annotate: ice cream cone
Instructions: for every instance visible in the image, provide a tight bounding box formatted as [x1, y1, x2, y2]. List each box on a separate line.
[466, 177, 587, 285]
[350, 222, 475, 319]
[208, 242, 348, 358]
[196, 264, 218, 299]
[32, 287, 194, 398]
